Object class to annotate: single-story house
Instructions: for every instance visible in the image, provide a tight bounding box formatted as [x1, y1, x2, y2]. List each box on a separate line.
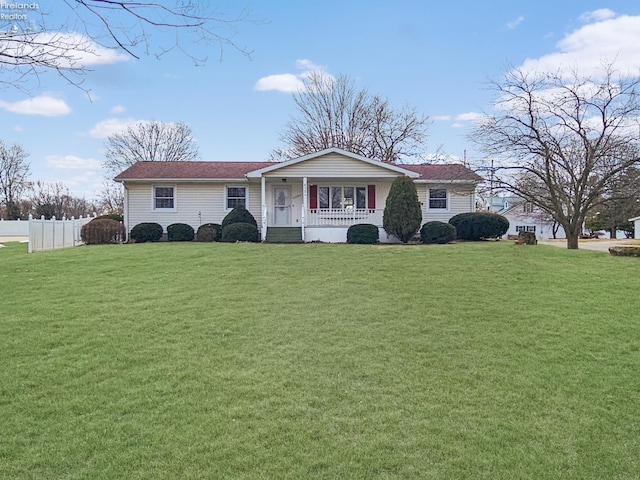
[630, 216, 640, 239]
[114, 147, 482, 243]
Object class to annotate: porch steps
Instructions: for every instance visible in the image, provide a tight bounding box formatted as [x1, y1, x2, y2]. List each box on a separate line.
[265, 227, 303, 243]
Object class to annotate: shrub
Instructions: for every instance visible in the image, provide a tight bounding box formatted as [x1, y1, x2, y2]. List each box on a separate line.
[167, 223, 195, 242]
[81, 218, 125, 245]
[130, 222, 163, 243]
[94, 213, 124, 223]
[609, 246, 640, 257]
[221, 222, 260, 243]
[222, 206, 258, 229]
[383, 176, 422, 243]
[449, 212, 509, 241]
[197, 223, 222, 242]
[420, 221, 456, 244]
[347, 224, 379, 244]
[518, 231, 537, 245]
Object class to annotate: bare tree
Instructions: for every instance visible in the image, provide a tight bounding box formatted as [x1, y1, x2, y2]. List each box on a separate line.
[272, 72, 428, 162]
[30, 180, 95, 219]
[0, 1, 256, 91]
[0, 141, 31, 219]
[97, 180, 124, 215]
[472, 64, 640, 249]
[104, 120, 200, 175]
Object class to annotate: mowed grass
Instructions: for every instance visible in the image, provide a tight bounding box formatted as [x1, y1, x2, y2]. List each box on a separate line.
[1, 241, 639, 479]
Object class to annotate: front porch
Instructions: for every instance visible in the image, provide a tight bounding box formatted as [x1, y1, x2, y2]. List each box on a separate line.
[257, 175, 388, 243]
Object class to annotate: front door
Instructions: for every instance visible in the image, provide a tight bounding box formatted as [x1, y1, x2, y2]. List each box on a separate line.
[273, 186, 291, 226]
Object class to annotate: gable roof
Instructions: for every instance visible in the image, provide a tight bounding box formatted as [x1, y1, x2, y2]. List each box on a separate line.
[113, 148, 482, 183]
[245, 147, 419, 178]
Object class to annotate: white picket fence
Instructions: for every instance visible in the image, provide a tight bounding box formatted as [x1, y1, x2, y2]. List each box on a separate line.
[28, 214, 96, 253]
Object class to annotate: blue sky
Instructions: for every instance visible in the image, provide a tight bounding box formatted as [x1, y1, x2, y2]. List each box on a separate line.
[2, 1, 640, 200]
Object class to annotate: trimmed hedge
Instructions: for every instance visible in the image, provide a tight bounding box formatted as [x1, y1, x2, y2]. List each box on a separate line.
[222, 206, 257, 229]
[167, 223, 195, 242]
[197, 223, 222, 242]
[347, 224, 379, 244]
[449, 212, 509, 241]
[221, 222, 260, 243]
[420, 221, 456, 244]
[130, 222, 163, 243]
[94, 213, 124, 223]
[81, 218, 125, 245]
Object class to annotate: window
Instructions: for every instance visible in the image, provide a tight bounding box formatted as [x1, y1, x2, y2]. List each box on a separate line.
[226, 186, 246, 209]
[154, 186, 175, 210]
[516, 225, 536, 232]
[429, 188, 447, 209]
[317, 186, 367, 209]
[523, 202, 534, 213]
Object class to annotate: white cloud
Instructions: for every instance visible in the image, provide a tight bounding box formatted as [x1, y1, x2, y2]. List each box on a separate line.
[456, 112, 485, 122]
[45, 155, 103, 170]
[518, 14, 640, 78]
[254, 73, 305, 93]
[2, 32, 128, 69]
[89, 117, 140, 138]
[579, 9, 616, 23]
[254, 58, 332, 93]
[506, 16, 524, 30]
[110, 105, 126, 114]
[0, 95, 71, 116]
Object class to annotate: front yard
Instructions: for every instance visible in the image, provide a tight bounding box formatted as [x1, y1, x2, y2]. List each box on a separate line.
[1, 241, 639, 479]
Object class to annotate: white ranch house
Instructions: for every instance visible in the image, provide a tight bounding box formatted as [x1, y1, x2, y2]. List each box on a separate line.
[114, 148, 482, 243]
[630, 215, 640, 239]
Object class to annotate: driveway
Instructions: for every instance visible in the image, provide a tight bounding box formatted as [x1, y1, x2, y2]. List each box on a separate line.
[538, 238, 640, 252]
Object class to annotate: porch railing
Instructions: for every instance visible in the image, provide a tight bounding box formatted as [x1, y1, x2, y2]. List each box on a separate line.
[306, 208, 384, 227]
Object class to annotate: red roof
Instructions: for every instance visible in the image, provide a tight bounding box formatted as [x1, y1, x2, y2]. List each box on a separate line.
[401, 163, 483, 182]
[114, 161, 275, 181]
[114, 160, 482, 182]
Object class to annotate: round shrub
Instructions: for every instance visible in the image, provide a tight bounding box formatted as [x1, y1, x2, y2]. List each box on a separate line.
[197, 223, 222, 242]
[130, 222, 163, 243]
[449, 212, 509, 241]
[81, 218, 125, 245]
[347, 224, 379, 244]
[167, 223, 195, 242]
[221, 222, 259, 243]
[221, 206, 257, 229]
[420, 221, 456, 244]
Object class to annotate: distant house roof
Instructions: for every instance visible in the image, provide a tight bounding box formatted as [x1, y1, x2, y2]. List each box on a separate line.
[114, 153, 482, 183]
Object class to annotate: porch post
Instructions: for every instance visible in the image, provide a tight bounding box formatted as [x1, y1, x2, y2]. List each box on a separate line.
[261, 176, 267, 241]
[302, 176, 307, 242]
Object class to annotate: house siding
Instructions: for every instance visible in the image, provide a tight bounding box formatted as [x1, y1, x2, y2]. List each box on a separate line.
[417, 184, 476, 222]
[263, 153, 403, 178]
[124, 182, 262, 236]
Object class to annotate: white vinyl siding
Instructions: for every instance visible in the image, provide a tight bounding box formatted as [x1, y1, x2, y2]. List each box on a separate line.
[263, 153, 403, 178]
[417, 184, 476, 222]
[125, 182, 261, 235]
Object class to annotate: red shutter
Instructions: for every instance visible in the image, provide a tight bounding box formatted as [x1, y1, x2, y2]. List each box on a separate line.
[367, 185, 376, 211]
[310, 185, 318, 210]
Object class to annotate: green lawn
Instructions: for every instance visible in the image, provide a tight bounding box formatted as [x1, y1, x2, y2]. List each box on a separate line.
[1, 241, 639, 479]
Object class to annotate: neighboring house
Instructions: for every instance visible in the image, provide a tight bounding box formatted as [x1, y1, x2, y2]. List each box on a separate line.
[500, 199, 566, 239]
[114, 148, 482, 243]
[630, 216, 640, 239]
